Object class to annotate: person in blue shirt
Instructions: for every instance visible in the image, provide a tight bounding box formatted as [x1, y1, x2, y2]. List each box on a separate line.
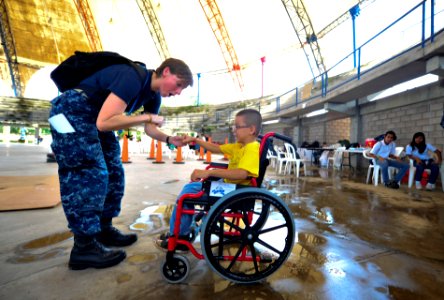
[369, 130, 409, 189]
[49, 57, 193, 270]
[405, 132, 442, 190]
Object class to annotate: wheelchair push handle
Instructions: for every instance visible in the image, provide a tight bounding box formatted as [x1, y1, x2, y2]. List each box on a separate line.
[271, 132, 292, 144]
[259, 132, 293, 144]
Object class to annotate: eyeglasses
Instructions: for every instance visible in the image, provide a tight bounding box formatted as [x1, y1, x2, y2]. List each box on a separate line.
[232, 124, 250, 131]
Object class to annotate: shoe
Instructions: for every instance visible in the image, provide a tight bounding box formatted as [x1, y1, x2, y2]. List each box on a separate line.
[426, 183, 435, 191]
[97, 226, 138, 247]
[415, 181, 422, 190]
[384, 180, 399, 189]
[69, 235, 126, 270]
[154, 234, 190, 253]
[158, 228, 196, 242]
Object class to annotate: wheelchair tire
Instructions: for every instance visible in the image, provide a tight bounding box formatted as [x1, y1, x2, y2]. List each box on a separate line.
[201, 188, 295, 284]
[161, 254, 190, 283]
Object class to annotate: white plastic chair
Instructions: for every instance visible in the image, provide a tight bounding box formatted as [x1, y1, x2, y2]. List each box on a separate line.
[328, 147, 345, 169]
[407, 158, 431, 188]
[283, 143, 305, 177]
[267, 149, 278, 168]
[407, 151, 442, 190]
[363, 149, 383, 186]
[297, 148, 312, 168]
[182, 144, 197, 160]
[274, 146, 288, 175]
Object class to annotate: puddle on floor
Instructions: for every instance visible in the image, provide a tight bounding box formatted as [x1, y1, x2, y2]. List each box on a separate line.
[127, 253, 158, 264]
[116, 273, 132, 284]
[8, 231, 72, 264]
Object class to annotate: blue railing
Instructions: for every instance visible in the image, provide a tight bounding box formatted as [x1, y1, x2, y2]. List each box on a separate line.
[265, 0, 439, 116]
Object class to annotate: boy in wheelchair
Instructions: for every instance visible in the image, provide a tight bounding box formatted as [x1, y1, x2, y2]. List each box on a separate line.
[156, 109, 262, 251]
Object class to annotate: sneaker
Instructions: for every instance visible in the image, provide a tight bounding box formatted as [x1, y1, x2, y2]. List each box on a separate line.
[385, 180, 399, 189]
[154, 235, 189, 253]
[425, 183, 435, 191]
[391, 181, 400, 189]
[415, 181, 422, 190]
[158, 229, 196, 243]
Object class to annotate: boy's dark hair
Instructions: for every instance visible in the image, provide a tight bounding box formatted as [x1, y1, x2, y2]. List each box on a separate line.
[385, 130, 397, 141]
[156, 58, 193, 88]
[236, 109, 262, 136]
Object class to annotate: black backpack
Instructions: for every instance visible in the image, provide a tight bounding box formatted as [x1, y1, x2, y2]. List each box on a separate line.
[50, 51, 146, 93]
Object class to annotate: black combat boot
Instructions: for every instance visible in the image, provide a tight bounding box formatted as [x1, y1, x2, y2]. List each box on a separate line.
[96, 218, 138, 247]
[69, 235, 126, 270]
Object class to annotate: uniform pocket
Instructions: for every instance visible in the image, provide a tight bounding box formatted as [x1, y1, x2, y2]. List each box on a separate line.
[51, 132, 103, 169]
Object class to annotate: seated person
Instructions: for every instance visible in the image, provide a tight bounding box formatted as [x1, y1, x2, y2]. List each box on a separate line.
[369, 130, 409, 189]
[157, 109, 262, 249]
[406, 132, 442, 190]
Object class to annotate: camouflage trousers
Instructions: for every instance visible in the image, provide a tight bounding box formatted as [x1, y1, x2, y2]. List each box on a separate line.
[50, 90, 125, 236]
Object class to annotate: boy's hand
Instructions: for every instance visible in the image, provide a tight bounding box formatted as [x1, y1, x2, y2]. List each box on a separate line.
[169, 135, 186, 147]
[182, 135, 196, 145]
[190, 169, 209, 182]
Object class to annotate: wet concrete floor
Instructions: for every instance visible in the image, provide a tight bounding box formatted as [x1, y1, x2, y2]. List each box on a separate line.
[1, 143, 444, 299]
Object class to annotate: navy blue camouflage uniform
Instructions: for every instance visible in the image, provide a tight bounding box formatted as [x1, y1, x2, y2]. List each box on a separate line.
[50, 64, 160, 236]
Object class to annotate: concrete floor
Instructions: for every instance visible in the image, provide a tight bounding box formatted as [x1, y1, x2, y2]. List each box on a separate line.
[1, 143, 444, 300]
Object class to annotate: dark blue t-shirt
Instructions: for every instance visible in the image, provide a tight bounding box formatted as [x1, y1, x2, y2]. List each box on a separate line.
[78, 64, 161, 114]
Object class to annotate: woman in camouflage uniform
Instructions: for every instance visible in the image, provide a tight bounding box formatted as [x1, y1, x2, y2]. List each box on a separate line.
[50, 58, 193, 270]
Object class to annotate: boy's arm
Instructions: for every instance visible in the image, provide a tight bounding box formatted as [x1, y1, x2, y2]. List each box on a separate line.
[190, 168, 248, 182]
[184, 136, 222, 154]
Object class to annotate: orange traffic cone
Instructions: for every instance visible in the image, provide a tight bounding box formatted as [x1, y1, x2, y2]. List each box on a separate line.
[197, 145, 205, 161]
[204, 137, 212, 164]
[173, 146, 185, 164]
[147, 138, 155, 160]
[121, 134, 131, 163]
[223, 137, 228, 160]
[152, 141, 165, 164]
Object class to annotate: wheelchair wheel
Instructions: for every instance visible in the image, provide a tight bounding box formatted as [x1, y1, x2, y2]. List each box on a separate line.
[161, 254, 190, 283]
[201, 188, 295, 283]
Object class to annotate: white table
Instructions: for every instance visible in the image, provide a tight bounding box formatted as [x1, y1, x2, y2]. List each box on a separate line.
[340, 148, 367, 171]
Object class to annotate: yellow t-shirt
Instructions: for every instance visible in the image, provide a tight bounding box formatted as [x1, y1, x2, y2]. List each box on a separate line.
[219, 141, 260, 185]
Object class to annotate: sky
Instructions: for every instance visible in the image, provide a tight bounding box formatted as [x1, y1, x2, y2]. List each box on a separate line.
[4, 0, 443, 106]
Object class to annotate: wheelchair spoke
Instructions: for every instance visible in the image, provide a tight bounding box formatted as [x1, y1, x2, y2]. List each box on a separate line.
[226, 241, 247, 271]
[223, 217, 243, 232]
[256, 238, 282, 255]
[258, 223, 288, 234]
[248, 244, 260, 274]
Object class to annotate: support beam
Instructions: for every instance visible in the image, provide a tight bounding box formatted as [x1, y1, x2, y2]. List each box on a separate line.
[0, 0, 23, 97]
[73, 0, 103, 51]
[316, 0, 374, 40]
[281, 0, 326, 79]
[198, 0, 244, 92]
[136, 0, 170, 61]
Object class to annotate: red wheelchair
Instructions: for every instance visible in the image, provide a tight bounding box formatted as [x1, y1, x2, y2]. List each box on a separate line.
[161, 132, 295, 283]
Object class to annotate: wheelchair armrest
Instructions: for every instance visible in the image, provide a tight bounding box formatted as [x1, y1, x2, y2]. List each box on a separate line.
[206, 162, 228, 170]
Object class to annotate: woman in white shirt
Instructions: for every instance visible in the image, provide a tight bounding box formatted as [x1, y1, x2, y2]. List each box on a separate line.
[406, 132, 442, 190]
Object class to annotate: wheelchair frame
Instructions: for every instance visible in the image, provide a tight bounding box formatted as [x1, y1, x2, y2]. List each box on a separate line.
[161, 132, 296, 284]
